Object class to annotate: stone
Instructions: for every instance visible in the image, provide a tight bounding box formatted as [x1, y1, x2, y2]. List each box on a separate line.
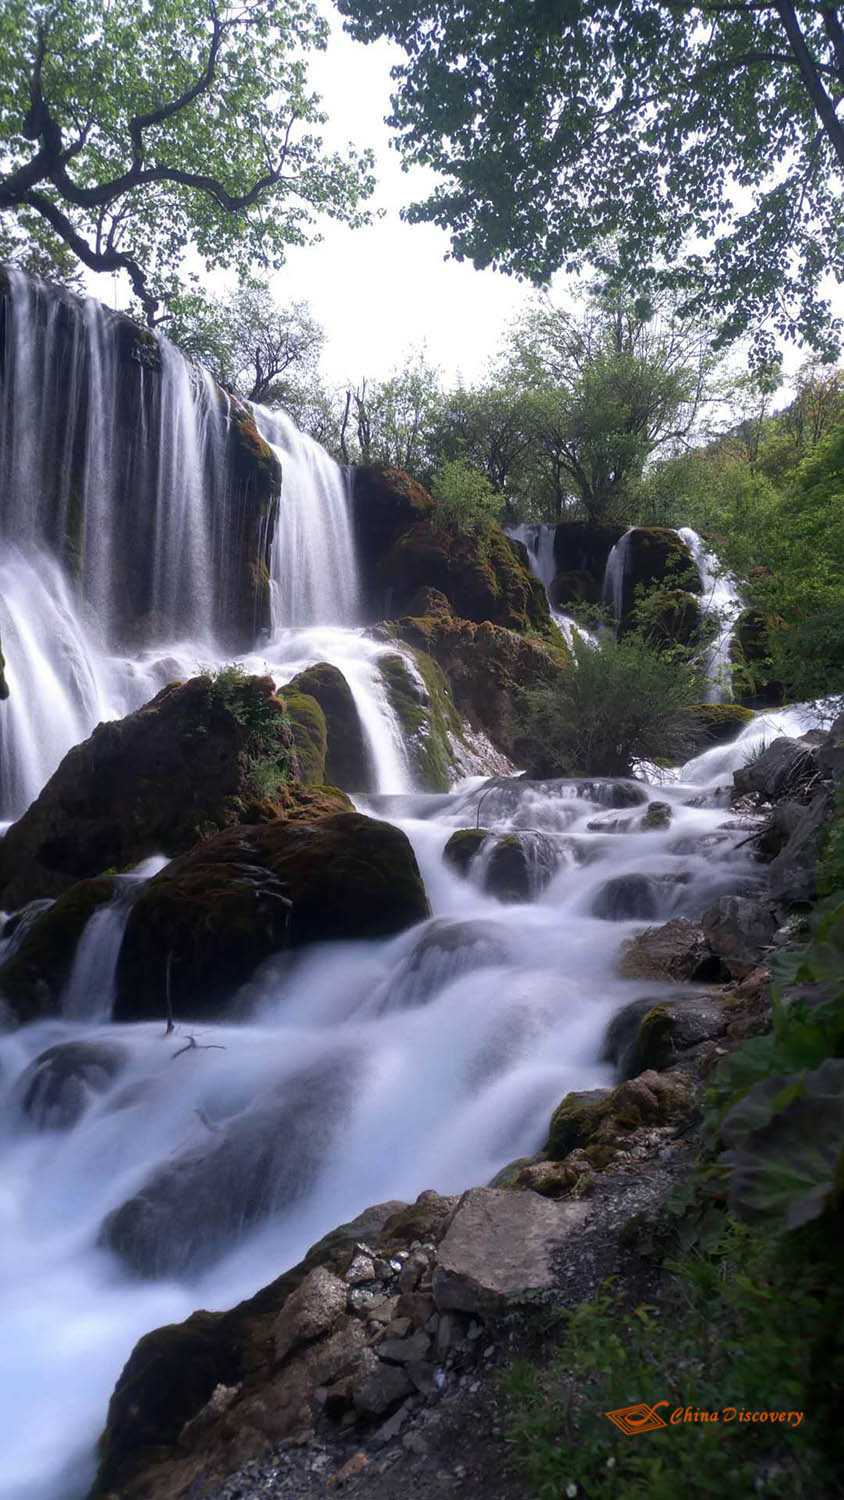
[768, 790, 836, 907]
[604, 994, 728, 1078]
[114, 811, 429, 1021]
[15, 1039, 126, 1129]
[303, 1321, 368, 1387]
[546, 1070, 691, 1158]
[702, 896, 778, 977]
[732, 737, 818, 803]
[483, 832, 561, 902]
[377, 1331, 431, 1365]
[274, 1267, 349, 1362]
[591, 874, 664, 921]
[617, 918, 724, 983]
[432, 1187, 591, 1314]
[352, 1347, 413, 1418]
[378, 1191, 459, 1248]
[345, 1253, 376, 1285]
[442, 827, 488, 878]
[284, 662, 373, 793]
[639, 801, 672, 831]
[283, 692, 328, 785]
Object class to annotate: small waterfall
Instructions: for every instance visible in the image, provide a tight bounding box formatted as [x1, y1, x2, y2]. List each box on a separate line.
[678, 528, 743, 703]
[61, 885, 138, 1023]
[601, 527, 634, 631]
[253, 405, 361, 628]
[508, 523, 596, 649]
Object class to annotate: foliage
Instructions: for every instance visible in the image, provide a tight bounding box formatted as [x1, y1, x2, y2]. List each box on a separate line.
[339, 0, 844, 359]
[246, 751, 291, 801]
[201, 663, 285, 750]
[160, 277, 325, 410]
[430, 458, 503, 538]
[0, 0, 374, 321]
[339, 349, 442, 473]
[0, 210, 84, 289]
[502, 289, 712, 523]
[518, 631, 703, 777]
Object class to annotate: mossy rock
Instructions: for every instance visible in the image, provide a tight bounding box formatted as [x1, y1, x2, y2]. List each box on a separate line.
[284, 662, 372, 792]
[485, 834, 532, 902]
[640, 589, 700, 650]
[0, 877, 116, 1025]
[378, 648, 463, 791]
[115, 812, 430, 1021]
[443, 827, 489, 878]
[552, 522, 628, 589]
[546, 1088, 614, 1159]
[682, 703, 755, 750]
[546, 1070, 692, 1160]
[283, 692, 327, 785]
[640, 801, 672, 831]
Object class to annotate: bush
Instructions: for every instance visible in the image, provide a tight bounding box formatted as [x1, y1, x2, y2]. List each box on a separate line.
[518, 633, 704, 776]
[430, 458, 503, 538]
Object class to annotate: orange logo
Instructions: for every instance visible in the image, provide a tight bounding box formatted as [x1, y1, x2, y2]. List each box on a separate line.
[605, 1401, 669, 1435]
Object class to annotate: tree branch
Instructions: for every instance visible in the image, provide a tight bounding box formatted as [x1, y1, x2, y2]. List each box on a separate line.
[773, 0, 844, 167]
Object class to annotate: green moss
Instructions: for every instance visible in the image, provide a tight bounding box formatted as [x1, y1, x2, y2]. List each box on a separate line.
[443, 826, 489, 877]
[283, 692, 327, 785]
[0, 877, 116, 1023]
[633, 1004, 675, 1072]
[546, 1089, 612, 1160]
[378, 649, 462, 792]
[682, 703, 755, 747]
[284, 662, 370, 792]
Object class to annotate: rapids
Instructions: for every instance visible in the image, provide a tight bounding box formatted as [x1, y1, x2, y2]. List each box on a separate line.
[0, 275, 835, 1500]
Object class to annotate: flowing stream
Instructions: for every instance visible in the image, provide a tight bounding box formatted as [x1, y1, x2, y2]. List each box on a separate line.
[0, 279, 831, 1500]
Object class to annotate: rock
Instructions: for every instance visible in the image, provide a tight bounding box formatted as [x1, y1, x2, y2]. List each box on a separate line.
[432, 1187, 590, 1313]
[377, 1330, 431, 1364]
[0, 674, 299, 908]
[14, 1039, 126, 1129]
[732, 737, 818, 803]
[702, 896, 778, 976]
[550, 522, 627, 607]
[99, 1062, 357, 1277]
[377, 919, 510, 1012]
[377, 649, 464, 792]
[620, 528, 701, 629]
[352, 1347, 413, 1418]
[682, 703, 755, 751]
[443, 827, 489, 877]
[484, 832, 561, 903]
[819, 711, 844, 783]
[639, 801, 672, 831]
[378, 1190, 459, 1249]
[591, 874, 664, 920]
[114, 812, 429, 1022]
[283, 692, 327, 785]
[274, 1268, 349, 1362]
[352, 465, 436, 614]
[546, 1071, 692, 1158]
[768, 790, 837, 907]
[378, 519, 549, 634]
[0, 876, 116, 1024]
[604, 995, 728, 1079]
[345, 1253, 376, 1285]
[617, 917, 723, 983]
[284, 663, 373, 793]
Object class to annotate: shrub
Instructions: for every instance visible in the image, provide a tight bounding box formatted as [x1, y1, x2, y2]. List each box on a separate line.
[518, 632, 704, 776]
[430, 458, 503, 538]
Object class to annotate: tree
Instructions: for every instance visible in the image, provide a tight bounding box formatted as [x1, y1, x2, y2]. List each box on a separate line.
[161, 279, 325, 407]
[338, 0, 844, 356]
[0, 209, 84, 289]
[501, 288, 711, 523]
[340, 350, 442, 472]
[0, 0, 374, 322]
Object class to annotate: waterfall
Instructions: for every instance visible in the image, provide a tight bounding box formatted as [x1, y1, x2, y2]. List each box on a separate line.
[678, 527, 743, 703]
[601, 527, 634, 631]
[508, 523, 596, 649]
[253, 405, 361, 628]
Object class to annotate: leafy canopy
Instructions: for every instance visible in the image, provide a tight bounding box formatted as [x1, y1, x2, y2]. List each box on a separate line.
[0, 0, 375, 320]
[338, 0, 844, 357]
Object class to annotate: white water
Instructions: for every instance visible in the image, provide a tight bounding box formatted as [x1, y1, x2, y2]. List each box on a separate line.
[678, 527, 744, 703]
[0, 275, 826, 1500]
[601, 526, 634, 631]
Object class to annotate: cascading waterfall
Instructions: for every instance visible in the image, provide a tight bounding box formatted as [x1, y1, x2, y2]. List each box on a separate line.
[678, 526, 744, 703]
[509, 523, 596, 648]
[2, 274, 831, 1500]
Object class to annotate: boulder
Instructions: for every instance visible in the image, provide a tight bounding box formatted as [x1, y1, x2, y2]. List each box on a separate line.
[620, 528, 701, 628]
[767, 791, 836, 907]
[100, 1061, 356, 1277]
[732, 737, 818, 803]
[640, 801, 673, 831]
[642, 589, 700, 651]
[377, 650, 462, 792]
[351, 465, 435, 611]
[114, 812, 429, 1021]
[603, 995, 728, 1079]
[432, 1187, 591, 1314]
[0, 674, 299, 909]
[617, 917, 723, 983]
[283, 692, 327, 785]
[283, 663, 372, 793]
[591, 873, 665, 921]
[819, 711, 844, 783]
[546, 1070, 692, 1160]
[274, 1267, 349, 1362]
[484, 832, 561, 902]
[0, 876, 116, 1025]
[377, 918, 510, 1011]
[701, 895, 778, 976]
[682, 703, 755, 752]
[15, 1039, 127, 1128]
[375, 518, 550, 634]
[443, 827, 489, 877]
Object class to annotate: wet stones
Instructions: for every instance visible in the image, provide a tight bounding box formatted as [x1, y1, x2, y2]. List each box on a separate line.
[603, 994, 729, 1079]
[15, 1038, 127, 1129]
[617, 917, 725, 983]
[701, 895, 778, 978]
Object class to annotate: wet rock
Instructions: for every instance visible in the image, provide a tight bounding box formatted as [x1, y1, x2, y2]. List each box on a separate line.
[546, 1071, 692, 1159]
[604, 995, 728, 1079]
[617, 917, 724, 983]
[432, 1187, 590, 1314]
[0, 674, 305, 908]
[99, 1063, 356, 1277]
[592, 873, 666, 921]
[550, 521, 627, 606]
[377, 918, 509, 1012]
[682, 703, 755, 751]
[819, 711, 844, 783]
[545, 1088, 614, 1159]
[484, 832, 561, 902]
[274, 1268, 348, 1362]
[0, 877, 116, 1025]
[640, 801, 672, 831]
[768, 790, 836, 907]
[379, 1190, 459, 1249]
[443, 827, 488, 877]
[15, 1039, 126, 1129]
[283, 692, 327, 785]
[702, 895, 778, 977]
[284, 662, 373, 793]
[732, 737, 818, 803]
[115, 812, 429, 1022]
